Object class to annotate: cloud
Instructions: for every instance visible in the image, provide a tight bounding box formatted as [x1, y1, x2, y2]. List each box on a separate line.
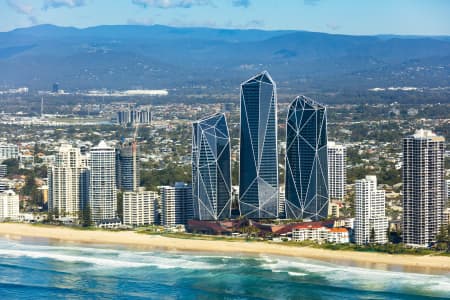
[132, 0, 212, 9]
[7, 0, 33, 15]
[43, 0, 87, 9]
[304, 0, 320, 6]
[232, 0, 250, 8]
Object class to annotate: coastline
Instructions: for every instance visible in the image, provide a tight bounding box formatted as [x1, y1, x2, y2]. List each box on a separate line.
[1, 223, 449, 274]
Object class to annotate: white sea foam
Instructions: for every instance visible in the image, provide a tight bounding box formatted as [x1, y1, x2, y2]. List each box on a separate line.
[259, 256, 450, 295]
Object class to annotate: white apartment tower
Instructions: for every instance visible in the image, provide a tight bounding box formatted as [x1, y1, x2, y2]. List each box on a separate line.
[0, 190, 19, 220]
[402, 130, 445, 247]
[328, 141, 346, 200]
[123, 189, 158, 226]
[354, 176, 388, 245]
[48, 144, 88, 218]
[89, 141, 117, 223]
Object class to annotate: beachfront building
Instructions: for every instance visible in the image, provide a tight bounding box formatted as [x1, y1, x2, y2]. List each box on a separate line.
[123, 189, 158, 226]
[402, 130, 446, 247]
[192, 113, 232, 220]
[89, 141, 117, 224]
[292, 224, 349, 244]
[161, 182, 193, 226]
[48, 144, 88, 218]
[354, 176, 388, 245]
[0, 190, 19, 220]
[285, 96, 328, 220]
[117, 140, 140, 192]
[239, 71, 279, 219]
[328, 141, 346, 201]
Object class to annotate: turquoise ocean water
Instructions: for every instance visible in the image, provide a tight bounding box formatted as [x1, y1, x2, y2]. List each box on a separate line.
[0, 237, 449, 299]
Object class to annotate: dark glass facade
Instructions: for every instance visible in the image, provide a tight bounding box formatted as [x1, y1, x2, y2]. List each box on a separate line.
[239, 71, 279, 219]
[285, 96, 328, 220]
[192, 113, 232, 220]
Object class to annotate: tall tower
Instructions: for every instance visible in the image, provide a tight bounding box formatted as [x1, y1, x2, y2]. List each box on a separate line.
[48, 144, 87, 218]
[402, 130, 445, 246]
[239, 71, 279, 219]
[285, 95, 328, 220]
[354, 175, 388, 245]
[117, 141, 140, 192]
[328, 141, 346, 201]
[89, 141, 117, 223]
[192, 113, 231, 220]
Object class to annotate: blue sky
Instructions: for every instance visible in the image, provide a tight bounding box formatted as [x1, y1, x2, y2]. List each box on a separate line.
[1, 0, 449, 35]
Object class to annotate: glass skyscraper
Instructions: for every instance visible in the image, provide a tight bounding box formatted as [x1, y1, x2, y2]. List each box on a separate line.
[285, 96, 328, 220]
[192, 113, 232, 220]
[239, 71, 279, 219]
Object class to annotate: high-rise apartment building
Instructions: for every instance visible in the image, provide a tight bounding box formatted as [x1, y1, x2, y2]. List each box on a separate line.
[239, 71, 279, 219]
[117, 107, 151, 126]
[123, 189, 158, 226]
[89, 141, 117, 224]
[354, 176, 388, 245]
[285, 96, 328, 220]
[48, 144, 88, 218]
[328, 141, 346, 201]
[192, 113, 231, 220]
[160, 182, 192, 226]
[117, 140, 140, 192]
[402, 130, 445, 246]
[0, 190, 19, 220]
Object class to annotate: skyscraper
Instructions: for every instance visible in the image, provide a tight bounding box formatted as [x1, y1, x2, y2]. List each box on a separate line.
[160, 182, 193, 226]
[117, 140, 140, 192]
[328, 141, 346, 201]
[48, 144, 88, 218]
[89, 141, 117, 224]
[285, 95, 328, 220]
[354, 176, 388, 245]
[402, 130, 445, 247]
[192, 113, 231, 220]
[239, 71, 279, 219]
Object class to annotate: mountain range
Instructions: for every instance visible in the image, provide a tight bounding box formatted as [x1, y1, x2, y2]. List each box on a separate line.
[0, 24, 449, 93]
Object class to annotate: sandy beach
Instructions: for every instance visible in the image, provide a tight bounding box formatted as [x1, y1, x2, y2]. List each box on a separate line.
[0, 223, 449, 273]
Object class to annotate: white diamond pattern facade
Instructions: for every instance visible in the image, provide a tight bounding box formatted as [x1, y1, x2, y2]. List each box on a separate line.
[192, 113, 232, 220]
[285, 96, 328, 220]
[239, 71, 279, 219]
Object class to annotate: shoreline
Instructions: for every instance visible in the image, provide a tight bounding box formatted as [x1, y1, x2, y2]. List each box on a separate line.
[1, 223, 449, 274]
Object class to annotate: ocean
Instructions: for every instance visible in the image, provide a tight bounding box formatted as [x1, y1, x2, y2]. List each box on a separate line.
[0, 237, 449, 299]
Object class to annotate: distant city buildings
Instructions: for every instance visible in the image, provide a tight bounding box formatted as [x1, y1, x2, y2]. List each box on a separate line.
[402, 130, 445, 247]
[328, 141, 346, 201]
[161, 182, 193, 226]
[354, 175, 388, 245]
[117, 106, 151, 126]
[192, 113, 232, 220]
[123, 189, 158, 226]
[0, 190, 19, 220]
[89, 141, 118, 224]
[285, 96, 328, 220]
[48, 144, 88, 218]
[239, 71, 279, 219]
[0, 143, 19, 161]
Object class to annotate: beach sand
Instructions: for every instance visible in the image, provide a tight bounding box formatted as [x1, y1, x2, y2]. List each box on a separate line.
[0, 223, 449, 273]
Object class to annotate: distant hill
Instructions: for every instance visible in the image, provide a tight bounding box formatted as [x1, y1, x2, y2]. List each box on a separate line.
[0, 24, 449, 93]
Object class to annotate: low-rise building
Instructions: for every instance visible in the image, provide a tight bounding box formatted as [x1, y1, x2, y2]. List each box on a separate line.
[292, 224, 349, 244]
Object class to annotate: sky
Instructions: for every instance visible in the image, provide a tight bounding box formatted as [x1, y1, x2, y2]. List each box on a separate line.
[1, 0, 449, 35]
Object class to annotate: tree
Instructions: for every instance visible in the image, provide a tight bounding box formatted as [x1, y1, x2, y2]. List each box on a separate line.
[370, 227, 376, 244]
[436, 225, 450, 252]
[117, 191, 123, 222]
[80, 205, 92, 227]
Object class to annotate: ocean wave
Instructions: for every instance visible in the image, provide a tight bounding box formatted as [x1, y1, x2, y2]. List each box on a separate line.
[259, 256, 450, 295]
